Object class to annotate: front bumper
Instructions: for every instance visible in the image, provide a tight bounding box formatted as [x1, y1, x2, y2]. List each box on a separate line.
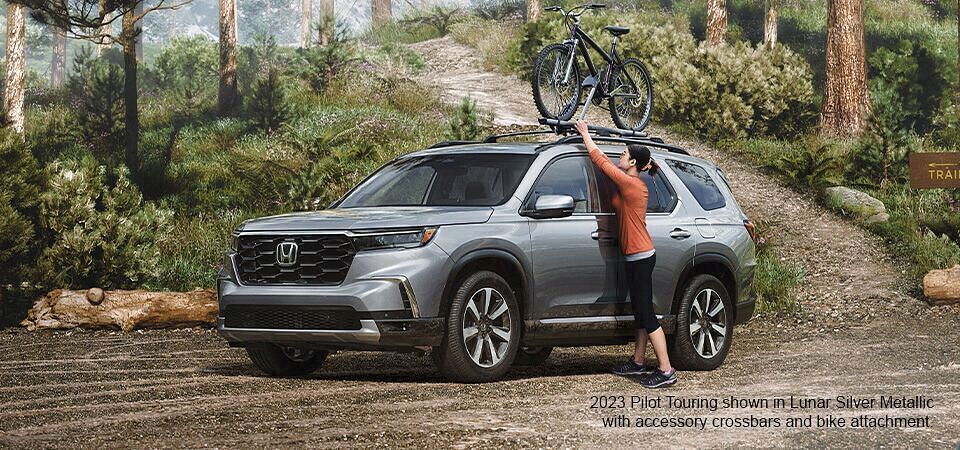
[217, 316, 446, 350]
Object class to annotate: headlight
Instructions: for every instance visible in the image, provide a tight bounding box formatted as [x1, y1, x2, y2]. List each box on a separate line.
[352, 227, 438, 251]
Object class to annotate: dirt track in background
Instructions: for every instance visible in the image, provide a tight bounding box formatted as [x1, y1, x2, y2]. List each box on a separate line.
[1, 37, 959, 448]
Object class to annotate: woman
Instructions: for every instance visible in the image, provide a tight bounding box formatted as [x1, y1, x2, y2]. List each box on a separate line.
[575, 120, 677, 389]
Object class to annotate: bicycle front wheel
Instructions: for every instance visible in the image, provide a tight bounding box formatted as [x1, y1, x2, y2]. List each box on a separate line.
[608, 57, 653, 131]
[531, 43, 582, 121]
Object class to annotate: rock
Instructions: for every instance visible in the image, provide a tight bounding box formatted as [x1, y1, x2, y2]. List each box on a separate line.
[20, 288, 217, 331]
[824, 186, 889, 224]
[923, 265, 960, 305]
[86, 288, 104, 305]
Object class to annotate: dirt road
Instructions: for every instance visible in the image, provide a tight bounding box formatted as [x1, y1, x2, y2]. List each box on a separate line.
[1, 37, 959, 448]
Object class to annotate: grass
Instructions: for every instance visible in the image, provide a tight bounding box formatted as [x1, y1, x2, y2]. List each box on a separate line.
[754, 252, 805, 315]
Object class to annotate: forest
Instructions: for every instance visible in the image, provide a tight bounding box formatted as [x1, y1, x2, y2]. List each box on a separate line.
[1, 0, 959, 324]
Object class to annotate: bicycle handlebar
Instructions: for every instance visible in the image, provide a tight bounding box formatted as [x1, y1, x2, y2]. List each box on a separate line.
[544, 3, 606, 17]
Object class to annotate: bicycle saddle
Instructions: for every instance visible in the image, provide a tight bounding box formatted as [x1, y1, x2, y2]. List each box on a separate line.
[604, 26, 630, 36]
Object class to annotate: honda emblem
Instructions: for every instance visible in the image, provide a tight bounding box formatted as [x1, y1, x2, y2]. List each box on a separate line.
[276, 242, 298, 266]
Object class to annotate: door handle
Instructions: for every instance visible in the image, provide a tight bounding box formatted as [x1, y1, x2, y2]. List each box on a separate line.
[670, 228, 691, 239]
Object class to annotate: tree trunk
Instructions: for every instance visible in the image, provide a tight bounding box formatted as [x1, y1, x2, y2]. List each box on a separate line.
[51, 26, 67, 88]
[96, 0, 112, 56]
[318, 0, 334, 45]
[371, 0, 391, 27]
[135, 2, 143, 61]
[4, 3, 26, 134]
[706, 0, 727, 46]
[301, 0, 313, 47]
[763, 0, 777, 49]
[526, 0, 541, 23]
[821, 0, 870, 136]
[20, 288, 218, 331]
[218, 0, 239, 116]
[122, 9, 140, 175]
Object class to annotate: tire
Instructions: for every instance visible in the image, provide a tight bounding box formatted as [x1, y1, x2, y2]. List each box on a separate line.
[531, 43, 582, 121]
[514, 346, 553, 366]
[246, 343, 328, 376]
[668, 274, 734, 370]
[608, 57, 653, 131]
[432, 270, 521, 382]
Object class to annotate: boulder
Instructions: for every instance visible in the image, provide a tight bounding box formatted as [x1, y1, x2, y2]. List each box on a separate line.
[923, 265, 960, 305]
[20, 288, 217, 331]
[824, 187, 889, 224]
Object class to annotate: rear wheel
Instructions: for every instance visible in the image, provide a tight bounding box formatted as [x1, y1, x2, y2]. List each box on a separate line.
[514, 346, 553, 365]
[608, 57, 653, 131]
[668, 274, 733, 370]
[246, 344, 328, 376]
[531, 43, 582, 121]
[432, 270, 521, 382]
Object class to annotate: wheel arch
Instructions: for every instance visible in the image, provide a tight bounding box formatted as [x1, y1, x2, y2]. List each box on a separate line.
[673, 253, 738, 318]
[440, 248, 532, 321]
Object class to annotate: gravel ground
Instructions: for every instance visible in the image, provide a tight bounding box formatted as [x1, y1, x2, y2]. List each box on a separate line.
[1, 37, 959, 448]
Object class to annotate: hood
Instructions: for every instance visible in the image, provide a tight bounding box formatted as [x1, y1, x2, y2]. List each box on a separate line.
[238, 206, 494, 232]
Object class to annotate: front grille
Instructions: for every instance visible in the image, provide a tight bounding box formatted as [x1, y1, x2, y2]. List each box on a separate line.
[224, 305, 362, 330]
[236, 234, 356, 285]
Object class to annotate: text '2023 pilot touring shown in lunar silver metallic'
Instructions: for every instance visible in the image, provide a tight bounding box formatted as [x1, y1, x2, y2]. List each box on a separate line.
[217, 123, 757, 383]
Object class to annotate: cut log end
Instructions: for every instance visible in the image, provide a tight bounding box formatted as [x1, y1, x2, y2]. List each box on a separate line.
[923, 264, 960, 305]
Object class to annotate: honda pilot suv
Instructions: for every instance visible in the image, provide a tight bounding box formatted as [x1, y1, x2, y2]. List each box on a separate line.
[217, 131, 757, 382]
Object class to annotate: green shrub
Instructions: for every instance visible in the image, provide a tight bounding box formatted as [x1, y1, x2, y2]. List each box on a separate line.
[767, 138, 844, 190]
[868, 40, 953, 134]
[144, 36, 219, 112]
[152, 210, 250, 290]
[472, 0, 525, 21]
[399, 6, 464, 36]
[0, 131, 43, 285]
[447, 97, 483, 140]
[245, 69, 291, 133]
[36, 157, 172, 289]
[845, 84, 917, 188]
[67, 47, 125, 160]
[752, 221, 804, 314]
[292, 20, 357, 92]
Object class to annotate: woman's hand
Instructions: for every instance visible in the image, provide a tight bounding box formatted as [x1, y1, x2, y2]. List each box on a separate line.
[575, 120, 590, 136]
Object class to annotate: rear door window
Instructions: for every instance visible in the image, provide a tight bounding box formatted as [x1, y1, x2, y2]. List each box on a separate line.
[666, 159, 726, 211]
[594, 155, 677, 213]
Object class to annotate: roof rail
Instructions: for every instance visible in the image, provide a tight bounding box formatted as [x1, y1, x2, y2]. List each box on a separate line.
[427, 140, 481, 149]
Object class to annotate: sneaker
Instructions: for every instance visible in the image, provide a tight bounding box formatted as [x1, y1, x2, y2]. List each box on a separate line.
[639, 368, 677, 388]
[611, 358, 655, 376]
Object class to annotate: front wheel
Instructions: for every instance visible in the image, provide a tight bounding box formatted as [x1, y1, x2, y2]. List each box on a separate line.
[608, 57, 653, 131]
[432, 270, 521, 382]
[668, 274, 734, 370]
[531, 43, 582, 121]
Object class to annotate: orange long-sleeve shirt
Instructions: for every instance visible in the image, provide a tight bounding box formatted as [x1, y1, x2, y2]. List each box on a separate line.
[586, 144, 655, 255]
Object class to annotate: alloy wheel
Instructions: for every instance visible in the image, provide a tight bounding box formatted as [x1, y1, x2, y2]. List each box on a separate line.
[688, 288, 727, 359]
[461, 287, 512, 368]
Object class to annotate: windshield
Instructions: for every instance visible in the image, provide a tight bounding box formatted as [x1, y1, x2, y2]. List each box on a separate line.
[338, 154, 536, 207]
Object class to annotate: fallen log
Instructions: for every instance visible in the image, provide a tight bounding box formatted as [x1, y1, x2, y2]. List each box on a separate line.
[20, 288, 217, 331]
[923, 265, 960, 305]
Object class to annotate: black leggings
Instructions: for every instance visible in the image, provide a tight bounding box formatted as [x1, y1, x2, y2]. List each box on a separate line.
[625, 253, 660, 334]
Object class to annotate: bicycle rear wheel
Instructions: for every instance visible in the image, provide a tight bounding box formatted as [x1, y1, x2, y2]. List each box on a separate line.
[531, 43, 582, 121]
[608, 57, 653, 131]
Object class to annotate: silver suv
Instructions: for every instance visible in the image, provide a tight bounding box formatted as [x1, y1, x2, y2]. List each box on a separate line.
[217, 131, 757, 382]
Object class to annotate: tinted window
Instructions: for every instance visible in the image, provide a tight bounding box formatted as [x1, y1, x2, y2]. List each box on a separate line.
[339, 154, 534, 207]
[594, 157, 676, 213]
[528, 157, 592, 213]
[666, 159, 726, 211]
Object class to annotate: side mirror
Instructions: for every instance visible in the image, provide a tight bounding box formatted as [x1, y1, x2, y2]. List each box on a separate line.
[526, 194, 575, 219]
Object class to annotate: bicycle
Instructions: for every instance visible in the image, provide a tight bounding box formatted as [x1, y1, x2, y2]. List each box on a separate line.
[530, 3, 654, 131]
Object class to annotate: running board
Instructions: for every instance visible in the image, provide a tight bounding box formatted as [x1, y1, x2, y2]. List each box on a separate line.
[522, 314, 677, 346]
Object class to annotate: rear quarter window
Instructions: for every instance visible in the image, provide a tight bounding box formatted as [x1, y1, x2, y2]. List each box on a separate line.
[666, 159, 726, 211]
